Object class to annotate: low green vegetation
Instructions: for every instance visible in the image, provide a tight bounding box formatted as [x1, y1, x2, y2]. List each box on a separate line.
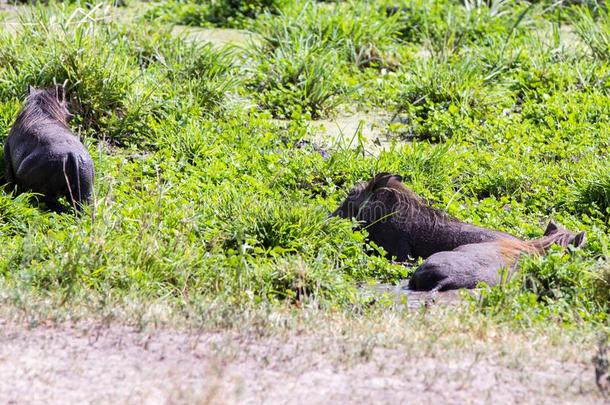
[144, 0, 288, 28]
[0, 0, 607, 327]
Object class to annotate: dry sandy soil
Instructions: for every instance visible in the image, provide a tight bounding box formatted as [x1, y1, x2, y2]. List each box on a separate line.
[0, 314, 605, 405]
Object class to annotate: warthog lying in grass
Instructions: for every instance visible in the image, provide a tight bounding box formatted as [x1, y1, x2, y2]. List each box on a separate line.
[332, 173, 516, 261]
[4, 85, 94, 212]
[408, 220, 586, 292]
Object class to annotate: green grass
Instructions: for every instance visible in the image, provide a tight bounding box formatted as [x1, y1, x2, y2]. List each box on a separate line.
[572, 0, 610, 60]
[144, 0, 287, 28]
[0, 4, 236, 144]
[0, 0, 607, 327]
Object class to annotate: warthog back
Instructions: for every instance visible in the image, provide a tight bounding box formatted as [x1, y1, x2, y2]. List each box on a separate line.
[4, 85, 94, 212]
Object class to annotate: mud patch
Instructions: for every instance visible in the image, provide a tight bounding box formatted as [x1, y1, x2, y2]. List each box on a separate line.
[307, 110, 407, 156]
[362, 280, 475, 309]
[172, 26, 257, 48]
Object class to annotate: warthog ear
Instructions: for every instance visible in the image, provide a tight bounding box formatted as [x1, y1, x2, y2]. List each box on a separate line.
[389, 174, 403, 182]
[544, 220, 558, 236]
[27, 84, 36, 95]
[54, 84, 65, 102]
[572, 231, 586, 248]
[370, 173, 403, 191]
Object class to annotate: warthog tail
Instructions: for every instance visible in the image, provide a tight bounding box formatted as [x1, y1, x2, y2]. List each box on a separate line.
[63, 153, 83, 210]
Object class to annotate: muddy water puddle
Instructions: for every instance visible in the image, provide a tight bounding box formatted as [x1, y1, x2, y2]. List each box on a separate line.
[310, 111, 396, 154]
[286, 110, 409, 157]
[362, 280, 479, 310]
[172, 26, 257, 48]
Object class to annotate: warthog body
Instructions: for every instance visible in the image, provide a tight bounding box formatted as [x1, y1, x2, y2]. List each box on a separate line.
[409, 221, 586, 291]
[4, 86, 94, 212]
[332, 173, 516, 261]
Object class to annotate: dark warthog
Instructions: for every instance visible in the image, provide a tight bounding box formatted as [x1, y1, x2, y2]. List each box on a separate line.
[4, 85, 94, 212]
[408, 220, 586, 292]
[331, 173, 516, 261]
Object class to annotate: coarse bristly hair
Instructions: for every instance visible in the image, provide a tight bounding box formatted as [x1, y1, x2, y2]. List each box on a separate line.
[13, 85, 71, 132]
[362, 172, 452, 226]
[498, 221, 586, 262]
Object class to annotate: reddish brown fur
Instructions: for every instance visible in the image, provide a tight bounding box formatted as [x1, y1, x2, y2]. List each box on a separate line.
[409, 220, 586, 291]
[332, 173, 516, 261]
[497, 238, 537, 261]
[498, 228, 582, 263]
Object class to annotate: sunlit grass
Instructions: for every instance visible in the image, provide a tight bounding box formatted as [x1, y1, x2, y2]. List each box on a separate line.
[0, 0, 606, 326]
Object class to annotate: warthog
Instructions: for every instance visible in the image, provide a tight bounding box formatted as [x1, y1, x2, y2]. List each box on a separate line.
[4, 85, 94, 212]
[331, 173, 517, 261]
[408, 220, 586, 292]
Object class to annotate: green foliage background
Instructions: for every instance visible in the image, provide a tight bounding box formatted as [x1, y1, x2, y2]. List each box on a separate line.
[0, 0, 607, 326]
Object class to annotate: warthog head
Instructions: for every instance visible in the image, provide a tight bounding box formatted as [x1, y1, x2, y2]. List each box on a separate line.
[541, 220, 586, 249]
[26, 84, 73, 125]
[331, 173, 404, 220]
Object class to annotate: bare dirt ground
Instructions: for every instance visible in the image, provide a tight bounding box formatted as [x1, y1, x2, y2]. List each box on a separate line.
[0, 315, 605, 405]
